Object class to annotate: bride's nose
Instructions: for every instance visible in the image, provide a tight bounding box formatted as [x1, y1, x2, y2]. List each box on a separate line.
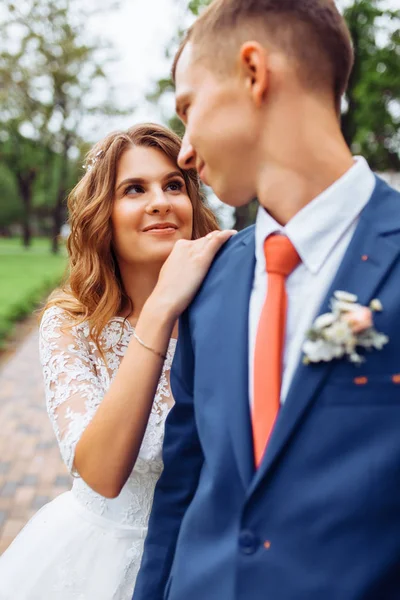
[146, 190, 172, 215]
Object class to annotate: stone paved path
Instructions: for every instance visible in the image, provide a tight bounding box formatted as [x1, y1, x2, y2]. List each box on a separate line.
[0, 327, 71, 554]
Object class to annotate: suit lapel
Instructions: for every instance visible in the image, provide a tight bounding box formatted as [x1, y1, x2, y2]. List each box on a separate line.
[249, 177, 400, 495]
[216, 228, 256, 489]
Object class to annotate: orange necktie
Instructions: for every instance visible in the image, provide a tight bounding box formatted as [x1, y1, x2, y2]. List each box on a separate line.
[252, 235, 301, 468]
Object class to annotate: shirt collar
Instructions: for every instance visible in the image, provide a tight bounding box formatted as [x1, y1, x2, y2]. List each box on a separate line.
[254, 156, 376, 274]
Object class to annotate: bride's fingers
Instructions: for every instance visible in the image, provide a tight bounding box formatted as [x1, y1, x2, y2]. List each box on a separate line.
[202, 229, 237, 255]
[192, 229, 220, 251]
[168, 229, 237, 267]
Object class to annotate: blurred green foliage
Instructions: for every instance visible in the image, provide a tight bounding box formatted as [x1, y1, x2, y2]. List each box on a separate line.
[0, 0, 125, 251]
[0, 238, 66, 347]
[343, 0, 400, 170]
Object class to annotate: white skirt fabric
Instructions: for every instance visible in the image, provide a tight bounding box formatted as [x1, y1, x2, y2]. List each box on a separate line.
[0, 491, 147, 600]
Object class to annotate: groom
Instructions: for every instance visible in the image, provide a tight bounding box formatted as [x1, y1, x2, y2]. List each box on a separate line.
[134, 0, 400, 598]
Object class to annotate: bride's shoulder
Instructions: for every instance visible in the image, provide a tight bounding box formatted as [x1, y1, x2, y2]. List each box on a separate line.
[41, 305, 77, 328]
[41, 304, 71, 322]
[39, 305, 88, 343]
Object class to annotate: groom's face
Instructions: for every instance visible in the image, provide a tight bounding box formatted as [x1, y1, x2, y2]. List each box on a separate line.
[175, 42, 260, 208]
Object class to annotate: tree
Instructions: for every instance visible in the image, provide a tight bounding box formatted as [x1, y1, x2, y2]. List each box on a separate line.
[0, 134, 41, 246]
[0, 162, 21, 235]
[0, 0, 126, 251]
[342, 0, 400, 171]
[0, 30, 48, 246]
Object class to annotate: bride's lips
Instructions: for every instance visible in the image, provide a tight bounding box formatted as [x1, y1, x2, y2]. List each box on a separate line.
[145, 228, 177, 235]
[142, 222, 179, 235]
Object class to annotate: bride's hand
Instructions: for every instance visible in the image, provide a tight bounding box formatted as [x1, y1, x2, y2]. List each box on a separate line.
[150, 229, 237, 321]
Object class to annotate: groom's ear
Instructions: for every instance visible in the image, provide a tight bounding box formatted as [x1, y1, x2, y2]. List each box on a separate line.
[239, 42, 269, 107]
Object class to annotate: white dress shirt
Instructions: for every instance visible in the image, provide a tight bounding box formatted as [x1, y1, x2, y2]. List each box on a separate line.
[249, 157, 376, 407]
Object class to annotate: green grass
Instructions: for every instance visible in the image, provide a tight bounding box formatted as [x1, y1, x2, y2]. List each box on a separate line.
[0, 238, 67, 348]
[0, 237, 51, 252]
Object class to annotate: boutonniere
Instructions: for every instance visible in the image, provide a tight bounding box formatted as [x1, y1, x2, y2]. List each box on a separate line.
[303, 291, 389, 365]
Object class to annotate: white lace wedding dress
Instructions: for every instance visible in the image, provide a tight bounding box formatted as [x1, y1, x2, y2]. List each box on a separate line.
[0, 306, 176, 600]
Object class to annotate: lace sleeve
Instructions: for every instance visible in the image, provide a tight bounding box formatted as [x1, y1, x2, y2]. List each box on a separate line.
[39, 306, 105, 475]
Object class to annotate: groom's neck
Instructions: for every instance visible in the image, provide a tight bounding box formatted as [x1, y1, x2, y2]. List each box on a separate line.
[256, 101, 353, 225]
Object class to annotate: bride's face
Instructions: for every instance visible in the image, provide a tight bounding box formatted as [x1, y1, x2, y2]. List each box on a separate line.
[111, 145, 193, 268]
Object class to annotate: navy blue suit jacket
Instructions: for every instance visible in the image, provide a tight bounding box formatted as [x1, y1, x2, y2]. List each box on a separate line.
[133, 177, 400, 600]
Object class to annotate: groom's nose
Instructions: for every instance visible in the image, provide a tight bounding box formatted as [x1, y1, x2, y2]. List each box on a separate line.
[178, 133, 196, 170]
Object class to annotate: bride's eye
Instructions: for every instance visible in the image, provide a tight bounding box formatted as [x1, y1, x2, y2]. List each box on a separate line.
[124, 184, 144, 195]
[166, 181, 183, 192]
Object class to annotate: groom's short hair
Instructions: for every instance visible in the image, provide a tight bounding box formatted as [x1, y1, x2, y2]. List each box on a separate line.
[173, 0, 353, 113]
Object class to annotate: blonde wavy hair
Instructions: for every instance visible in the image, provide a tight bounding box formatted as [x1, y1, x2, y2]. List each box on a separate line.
[45, 123, 219, 348]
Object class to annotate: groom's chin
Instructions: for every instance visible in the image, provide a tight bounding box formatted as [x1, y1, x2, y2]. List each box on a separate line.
[217, 188, 257, 209]
[205, 173, 256, 208]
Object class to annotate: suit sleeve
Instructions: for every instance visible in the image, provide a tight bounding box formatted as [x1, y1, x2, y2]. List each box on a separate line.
[133, 309, 204, 600]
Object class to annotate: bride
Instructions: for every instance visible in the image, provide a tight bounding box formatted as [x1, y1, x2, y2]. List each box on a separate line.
[0, 123, 235, 599]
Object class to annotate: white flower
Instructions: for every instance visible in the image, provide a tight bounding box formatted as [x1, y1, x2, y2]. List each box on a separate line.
[372, 332, 389, 350]
[313, 313, 336, 329]
[333, 290, 358, 303]
[370, 298, 383, 312]
[323, 321, 353, 345]
[332, 298, 365, 314]
[303, 291, 388, 365]
[349, 352, 364, 364]
[302, 339, 344, 363]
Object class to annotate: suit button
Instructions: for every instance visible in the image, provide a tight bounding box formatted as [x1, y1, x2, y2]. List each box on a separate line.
[238, 530, 258, 555]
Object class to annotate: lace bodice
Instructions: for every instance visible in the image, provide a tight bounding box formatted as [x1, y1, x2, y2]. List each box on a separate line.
[39, 306, 176, 528]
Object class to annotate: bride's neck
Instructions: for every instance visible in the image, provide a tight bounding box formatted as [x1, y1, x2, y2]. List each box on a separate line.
[118, 261, 161, 324]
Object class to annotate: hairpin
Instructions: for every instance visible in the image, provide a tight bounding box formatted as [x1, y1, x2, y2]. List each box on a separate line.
[83, 149, 104, 172]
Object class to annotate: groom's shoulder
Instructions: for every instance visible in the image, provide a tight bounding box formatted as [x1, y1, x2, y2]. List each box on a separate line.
[217, 224, 255, 260]
[208, 224, 254, 270]
[195, 224, 255, 294]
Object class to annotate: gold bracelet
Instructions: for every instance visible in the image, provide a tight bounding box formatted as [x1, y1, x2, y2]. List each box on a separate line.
[133, 331, 167, 360]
